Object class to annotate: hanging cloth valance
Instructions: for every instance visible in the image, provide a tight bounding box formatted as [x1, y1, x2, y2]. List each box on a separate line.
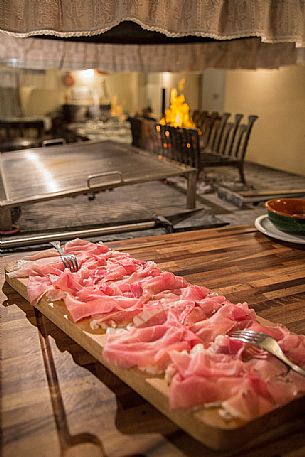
[0, 0, 304, 47]
[0, 34, 304, 72]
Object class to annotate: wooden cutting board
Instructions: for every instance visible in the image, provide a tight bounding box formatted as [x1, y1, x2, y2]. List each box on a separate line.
[5, 258, 305, 452]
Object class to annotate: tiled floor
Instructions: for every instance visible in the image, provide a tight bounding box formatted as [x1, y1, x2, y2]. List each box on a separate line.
[2, 161, 305, 248]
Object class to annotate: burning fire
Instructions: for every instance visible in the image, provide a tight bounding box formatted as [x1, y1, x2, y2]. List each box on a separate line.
[160, 79, 195, 128]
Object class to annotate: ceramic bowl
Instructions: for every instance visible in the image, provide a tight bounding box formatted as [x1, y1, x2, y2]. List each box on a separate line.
[265, 198, 305, 233]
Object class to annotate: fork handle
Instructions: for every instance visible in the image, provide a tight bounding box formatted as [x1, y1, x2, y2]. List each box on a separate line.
[279, 354, 305, 377]
[262, 343, 305, 377]
[50, 240, 65, 257]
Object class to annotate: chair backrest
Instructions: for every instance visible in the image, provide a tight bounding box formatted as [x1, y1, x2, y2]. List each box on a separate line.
[220, 114, 243, 156]
[209, 112, 231, 151]
[190, 110, 208, 130]
[197, 110, 208, 130]
[192, 110, 201, 126]
[200, 112, 220, 148]
[230, 115, 258, 160]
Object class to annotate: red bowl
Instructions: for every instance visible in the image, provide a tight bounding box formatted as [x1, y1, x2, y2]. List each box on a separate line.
[265, 198, 305, 233]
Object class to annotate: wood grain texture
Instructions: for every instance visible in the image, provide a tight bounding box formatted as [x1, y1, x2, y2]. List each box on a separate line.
[2, 226, 305, 457]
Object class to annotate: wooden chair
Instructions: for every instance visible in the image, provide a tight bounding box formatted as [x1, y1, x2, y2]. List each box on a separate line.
[203, 112, 231, 153]
[199, 111, 221, 148]
[132, 112, 258, 185]
[192, 110, 208, 130]
[199, 115, 258, 184]
[191, 110, 201, 126]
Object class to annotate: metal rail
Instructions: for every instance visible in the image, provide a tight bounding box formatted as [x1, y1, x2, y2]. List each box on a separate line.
[0, 221, 156, 250]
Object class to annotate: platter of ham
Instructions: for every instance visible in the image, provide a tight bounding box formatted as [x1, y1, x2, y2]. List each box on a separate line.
[5, 239, 305, 450]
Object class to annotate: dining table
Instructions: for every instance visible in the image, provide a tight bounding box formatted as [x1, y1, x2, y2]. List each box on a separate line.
[1, 225, 305, 457]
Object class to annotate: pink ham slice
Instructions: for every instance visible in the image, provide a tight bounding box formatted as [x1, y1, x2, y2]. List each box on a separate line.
[207, 334, 244, 356]
[65, 271, 190, 325]
[7, 257, 64, 278]
[133, 298, 197, 328]
[222, 385, 275, 420]
[168, 333, 305, 417]
[279, 333, 305, 368]
[168, 349, 247, 409]
[168, 348, 275, 415]
[103, 313, 201, 371]
[132, 286, 218, 329]
[27, 275, 54, 304]
[10, 240, 110, 279]
[246, 357, 288, 380]
[91, 308, 142, 328]
[19, 241, 166, 326]
[190, 301, 256, 344]
[28, 267, 106, 305]
[245, 321, 287, 340]
[64, 293, 145, 322]
[170, 348, 245, 379]
[195, 295, 227, 319]
[179, 285, 210, 301]
[170, 375, 222, 409]
[23, 248, 59, 261]
[64, 238, 109, 256]
[111, 261, 161, 288]
[140, 271, 188, 296]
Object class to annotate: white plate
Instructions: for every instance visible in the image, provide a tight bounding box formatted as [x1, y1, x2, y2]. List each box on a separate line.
[255, 214, 305, 244]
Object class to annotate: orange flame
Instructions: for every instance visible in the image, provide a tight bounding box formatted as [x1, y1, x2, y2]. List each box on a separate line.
[160, 84, 195, 128]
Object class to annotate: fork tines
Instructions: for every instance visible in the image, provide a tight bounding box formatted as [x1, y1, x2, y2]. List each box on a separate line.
[61, 254, 79, 273]
[230, 329, 266, 344]
[50, 240, 79, 273]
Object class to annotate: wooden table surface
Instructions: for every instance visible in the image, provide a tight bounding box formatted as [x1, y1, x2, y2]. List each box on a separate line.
[2, 225, 305, 457]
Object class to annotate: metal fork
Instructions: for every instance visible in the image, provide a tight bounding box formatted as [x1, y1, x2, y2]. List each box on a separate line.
[49, 240, 79, 272]
[231, 329, 305, 377]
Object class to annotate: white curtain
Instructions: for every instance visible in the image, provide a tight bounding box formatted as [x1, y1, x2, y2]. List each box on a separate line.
[0, 0, 304, 47]
[0, 34, 304, 72]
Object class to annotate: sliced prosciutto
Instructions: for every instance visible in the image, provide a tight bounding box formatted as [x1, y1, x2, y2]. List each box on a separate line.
[167, 333, 305, 418]
[103, 312, 201, 372]
[168, 342, 247, 409]
[8, 238, 305, 421]
[64, 292, 144, 322]
[132, 285, 214, 328]
[8, 256, 64, 279]
[190, 301, 256, 344]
